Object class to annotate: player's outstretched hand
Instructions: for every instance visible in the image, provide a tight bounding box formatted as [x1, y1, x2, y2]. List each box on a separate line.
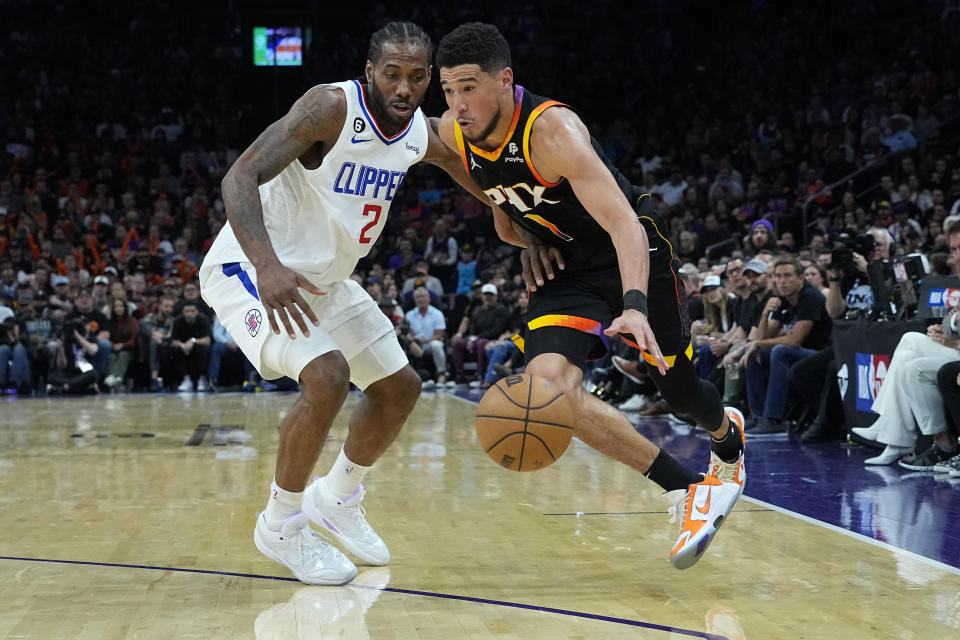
[604, 309, 669, 375]
[257, 262, 324, 339]
[520, 236, 564, 292]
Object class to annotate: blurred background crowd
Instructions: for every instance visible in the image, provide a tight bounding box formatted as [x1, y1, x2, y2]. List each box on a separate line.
[3, 0, 960, 470]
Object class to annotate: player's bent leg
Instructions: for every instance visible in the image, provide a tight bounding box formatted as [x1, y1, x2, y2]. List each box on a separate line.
[304, 335, 418, 566]
[254, 351, 357, 585]
[525, 352, 661, 473]
[276, 352, 352, 490]
[644, 351, 745, 486]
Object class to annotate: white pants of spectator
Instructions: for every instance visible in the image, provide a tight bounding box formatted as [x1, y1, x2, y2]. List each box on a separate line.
[424, 339, 447, 378]
[869, 332, 959, 447]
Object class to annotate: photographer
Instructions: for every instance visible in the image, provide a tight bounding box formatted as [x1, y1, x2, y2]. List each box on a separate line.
[47, 321, 100, 395]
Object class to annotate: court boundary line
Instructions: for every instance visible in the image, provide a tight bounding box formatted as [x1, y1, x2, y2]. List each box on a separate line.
[446, 390, 960, 576]
[0, 555, 725, 639]
[740, 496, 960, 577]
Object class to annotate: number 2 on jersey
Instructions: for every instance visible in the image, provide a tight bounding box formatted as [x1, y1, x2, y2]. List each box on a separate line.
[358, 204, 382, 244]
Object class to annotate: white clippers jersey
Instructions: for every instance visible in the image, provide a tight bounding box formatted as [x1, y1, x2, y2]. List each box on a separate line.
[202, 80, 429, 284]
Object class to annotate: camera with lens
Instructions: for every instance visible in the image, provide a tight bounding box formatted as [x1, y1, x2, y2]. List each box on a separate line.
[830, 233, 877, 275]
[63, 320, 90, 343]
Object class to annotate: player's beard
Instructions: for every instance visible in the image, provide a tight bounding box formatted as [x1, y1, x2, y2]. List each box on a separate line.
[367, 80, 420, 133]
[463, 104, 502, 147]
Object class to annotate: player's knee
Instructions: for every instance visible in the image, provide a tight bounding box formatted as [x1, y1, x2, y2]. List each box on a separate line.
[299, 352, 350, 404]
[366, 365, 421, 416]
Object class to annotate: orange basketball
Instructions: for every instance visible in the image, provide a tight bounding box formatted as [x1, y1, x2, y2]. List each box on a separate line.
[475, 373, 575, 472]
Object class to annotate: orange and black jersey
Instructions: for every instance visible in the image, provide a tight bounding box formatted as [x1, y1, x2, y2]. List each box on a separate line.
[453, 85, 654, 272]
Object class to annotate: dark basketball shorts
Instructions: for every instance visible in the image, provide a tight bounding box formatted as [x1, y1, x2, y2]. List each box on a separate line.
[513, 204, 692, 371]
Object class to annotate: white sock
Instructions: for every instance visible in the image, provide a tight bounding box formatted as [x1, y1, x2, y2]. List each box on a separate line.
[263, 478, 303, 531]
[325, 447, 371, 499]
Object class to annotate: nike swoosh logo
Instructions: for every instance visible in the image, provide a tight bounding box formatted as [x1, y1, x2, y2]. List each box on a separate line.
[696, 488, 712, 515]
[649, 247, 658, 253]
[351, 135, 372, 143]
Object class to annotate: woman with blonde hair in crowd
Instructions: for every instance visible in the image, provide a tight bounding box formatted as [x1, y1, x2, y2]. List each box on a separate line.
[692, 275, 737, 380]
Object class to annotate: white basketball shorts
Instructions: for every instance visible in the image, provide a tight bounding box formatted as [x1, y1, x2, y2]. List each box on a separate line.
[200, 261, 407, 389]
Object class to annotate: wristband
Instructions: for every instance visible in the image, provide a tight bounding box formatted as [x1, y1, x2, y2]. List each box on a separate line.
[623, 289, 648, 315]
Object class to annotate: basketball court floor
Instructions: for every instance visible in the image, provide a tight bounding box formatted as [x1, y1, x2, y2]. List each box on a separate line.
[1, 389, 959, 639]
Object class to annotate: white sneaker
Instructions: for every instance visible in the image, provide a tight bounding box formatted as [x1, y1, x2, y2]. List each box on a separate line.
[197, 376, 209, 392]
[421, 379, 436, 390]
[468, 380, 481, 389]
[618, 394, 649, 412]
[177, 378, 194, 392]
[708, 408, 746, 495]
[303, 476, 390, 565]
[864, 444, 913, 465]
[253, 512, 357, 585]
[665, 475, 741, 570]
[303, 477, 390, 566]
[933, 453, 960, 476]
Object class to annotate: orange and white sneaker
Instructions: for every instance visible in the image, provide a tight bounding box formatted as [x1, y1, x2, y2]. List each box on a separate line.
[708, 407, 746, 494]
[666, 475, 741, 569]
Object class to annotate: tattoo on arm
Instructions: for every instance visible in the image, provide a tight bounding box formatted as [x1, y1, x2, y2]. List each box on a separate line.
[221, 86, 346, 268]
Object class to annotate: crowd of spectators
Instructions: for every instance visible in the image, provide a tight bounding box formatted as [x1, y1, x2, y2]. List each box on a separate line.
[3, 2, 960, 470]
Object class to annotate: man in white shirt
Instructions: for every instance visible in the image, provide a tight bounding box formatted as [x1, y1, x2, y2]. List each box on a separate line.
[404, 286, 448, 386]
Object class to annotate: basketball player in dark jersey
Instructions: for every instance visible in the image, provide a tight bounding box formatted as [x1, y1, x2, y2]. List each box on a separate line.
[435, 23, 746, 569]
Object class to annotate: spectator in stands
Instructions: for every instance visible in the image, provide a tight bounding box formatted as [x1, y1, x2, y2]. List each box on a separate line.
[67, 289, 112, 382]
[850, 318, 960, 467]
[46, 321, 99, 395]
[0, 318, 29, 393]
[140, 295, 177, 391]
[18, 287, 57, 381]
[745, 219, 777, 254]
[480, 290, 528, 389]
[404, 286, 449, 387]
[691, 274, 736, 377]
[451, 284, 509, 384]
[170, 300, 212, 392]
[173, 280, 212, 319]
[423, 219, 458, 288]
[207, 315, 255, 391]
[401, 260, 444, 304]
[803, 264, 830, 297]
[104, 296, 138, 390]
[932, 361, 960, 475]
[92, 275, 111, 310]
[742, 258, 832, 434]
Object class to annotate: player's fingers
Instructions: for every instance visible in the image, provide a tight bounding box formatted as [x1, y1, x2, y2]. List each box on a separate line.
[292, 290, 320, 328]
[602, 318, 623, 337]
[286, 297, 312, 337]
[276, 304, 297, 340]
[538, 249, 555, 280]
[296, 277, 324, 296]
[548, 247, 565, 271]
[520, 251, 537, 291]
[527, 249, 545, 286]
[645, 328, 669, 375]
[265, 302, 282, 335]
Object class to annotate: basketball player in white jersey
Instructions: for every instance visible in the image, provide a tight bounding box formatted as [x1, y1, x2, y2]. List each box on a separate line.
[201, 22, 496, 585]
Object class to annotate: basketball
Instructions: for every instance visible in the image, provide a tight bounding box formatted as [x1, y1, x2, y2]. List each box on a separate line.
[475, 374, 575, 471]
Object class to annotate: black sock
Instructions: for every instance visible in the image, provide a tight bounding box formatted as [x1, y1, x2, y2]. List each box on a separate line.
[710, 419, 743, 464]
[644, 449, 702, 492]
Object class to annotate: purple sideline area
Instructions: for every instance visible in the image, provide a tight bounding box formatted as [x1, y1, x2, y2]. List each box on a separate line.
[452, 388, 960, 570]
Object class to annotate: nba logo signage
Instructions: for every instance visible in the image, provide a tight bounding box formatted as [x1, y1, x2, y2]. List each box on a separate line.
[855, 353, 890, 412]
[928, 288, 960, 308]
